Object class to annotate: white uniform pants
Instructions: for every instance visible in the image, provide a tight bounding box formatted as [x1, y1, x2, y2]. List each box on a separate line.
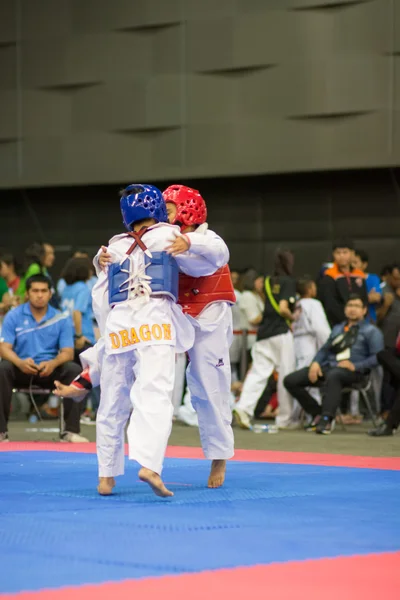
[186, 316, 234, 460]
[97, 345, 175, 477]
[236, 331, 296, 428]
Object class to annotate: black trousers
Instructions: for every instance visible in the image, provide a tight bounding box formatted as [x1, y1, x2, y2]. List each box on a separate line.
[0, 360, 82, 434]
[284, 366, 364, 419]
[377, 350, 400, 429]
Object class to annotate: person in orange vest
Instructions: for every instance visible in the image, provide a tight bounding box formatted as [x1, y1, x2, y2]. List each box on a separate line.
[318, 239, 368, 327]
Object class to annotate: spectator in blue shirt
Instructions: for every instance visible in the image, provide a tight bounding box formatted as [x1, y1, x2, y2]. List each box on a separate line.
[57, 250, 97, 298]
[352, 249, 381, 322]
[284, 294, 384, 435]
[0, 274, 88, 443]
[60, 257, 96, 355]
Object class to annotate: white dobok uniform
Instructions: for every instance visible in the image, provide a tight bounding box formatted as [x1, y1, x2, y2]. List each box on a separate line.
[174, 224, 235, 460]
[293, 298, 331, 369]
[239, 291, 264, 351]
[292, 298, 331, 409]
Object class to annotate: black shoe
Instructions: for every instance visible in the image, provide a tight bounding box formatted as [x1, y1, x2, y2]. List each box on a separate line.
[316, 415, 334, 435]
[305, 415, 321, 432]
[368, 423, 394, 437]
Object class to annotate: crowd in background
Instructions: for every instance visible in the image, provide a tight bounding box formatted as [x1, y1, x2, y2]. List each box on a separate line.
[0, 238, 399, 440]
[0, 244, 98, 348]
[0, 243, 100, 435]
[229, 240, 400, 437]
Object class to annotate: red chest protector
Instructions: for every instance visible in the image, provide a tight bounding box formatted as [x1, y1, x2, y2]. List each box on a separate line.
[178, 264, 236, 318]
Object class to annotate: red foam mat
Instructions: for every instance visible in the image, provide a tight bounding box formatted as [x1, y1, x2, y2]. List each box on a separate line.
[1, 441, 400, 470]
[1, 551, 399, 600]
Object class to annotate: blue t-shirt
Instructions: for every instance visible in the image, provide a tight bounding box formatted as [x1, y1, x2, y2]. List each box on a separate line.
[0, 303, 74, 362]
[57, 278, 67, 297]
[86, 276, 97, 326]
[61, 281, 95, 344]
[365, 273, 381, 323]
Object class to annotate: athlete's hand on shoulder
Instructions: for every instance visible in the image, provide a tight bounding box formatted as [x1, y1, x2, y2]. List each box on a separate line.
[166, 232, 191, 257]
[99, 246, 112, 271]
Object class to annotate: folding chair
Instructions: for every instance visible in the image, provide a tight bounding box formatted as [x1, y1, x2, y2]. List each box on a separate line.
[339, 375, 378, 430]
[12, 386, 65, 437]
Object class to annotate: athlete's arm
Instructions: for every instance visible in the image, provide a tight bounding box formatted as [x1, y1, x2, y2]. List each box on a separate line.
[183, 230, 229, 268]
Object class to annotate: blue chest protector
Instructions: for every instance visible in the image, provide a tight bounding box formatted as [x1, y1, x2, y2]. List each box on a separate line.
[108, 251, 179, 306]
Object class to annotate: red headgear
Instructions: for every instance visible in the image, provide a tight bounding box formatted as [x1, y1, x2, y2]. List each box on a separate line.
[163, 185, 207, 228]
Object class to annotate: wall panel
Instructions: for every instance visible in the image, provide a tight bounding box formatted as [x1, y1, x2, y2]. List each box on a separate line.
[0, 0, 398, 188]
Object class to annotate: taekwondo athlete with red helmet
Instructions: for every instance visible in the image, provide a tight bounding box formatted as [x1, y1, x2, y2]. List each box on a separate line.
[95, 184, 236, 489]
[160, 184, 236, 488]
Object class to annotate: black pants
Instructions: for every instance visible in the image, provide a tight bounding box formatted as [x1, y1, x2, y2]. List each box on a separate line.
[0, 360, 82, 434]
[284, 366, 364, 419]
[377, 350, 400, 429]
[255, 374, 277, 418]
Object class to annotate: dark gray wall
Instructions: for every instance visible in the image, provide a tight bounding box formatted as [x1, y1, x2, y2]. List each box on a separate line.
[0, 0, 399, 188]
[1, 169, 399, 277]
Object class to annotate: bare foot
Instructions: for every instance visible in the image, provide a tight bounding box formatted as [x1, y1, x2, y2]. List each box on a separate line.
[97, 477, 116, 496]
[138, 467, 174, 497]
[208, 459, 226, 488]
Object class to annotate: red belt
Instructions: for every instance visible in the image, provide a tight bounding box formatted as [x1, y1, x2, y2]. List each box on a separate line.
[233, 330, 257, 335]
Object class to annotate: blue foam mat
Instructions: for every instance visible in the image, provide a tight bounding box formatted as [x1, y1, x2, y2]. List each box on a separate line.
[1, 451, 399, 593]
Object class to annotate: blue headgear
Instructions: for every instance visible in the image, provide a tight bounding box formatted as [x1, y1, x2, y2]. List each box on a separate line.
[120, 184, 168, 231]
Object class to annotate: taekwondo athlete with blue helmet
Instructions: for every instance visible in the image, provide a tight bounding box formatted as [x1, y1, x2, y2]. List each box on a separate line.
[89, 184, 195, 497]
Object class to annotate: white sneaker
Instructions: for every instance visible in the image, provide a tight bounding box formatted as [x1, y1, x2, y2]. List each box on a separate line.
[0, 432, 9, 443]
[278, 421, 302, 431]
[233, 408, 252, 429]
[60, 431, 89, 443]
[177, 404, 199, 427]
[80, 415, 96, 426]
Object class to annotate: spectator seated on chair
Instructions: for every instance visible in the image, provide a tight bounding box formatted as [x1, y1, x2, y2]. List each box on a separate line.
[0, 274, 88, 443]
[369, 332, 400, 437]
[284, 294, 384, 435]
